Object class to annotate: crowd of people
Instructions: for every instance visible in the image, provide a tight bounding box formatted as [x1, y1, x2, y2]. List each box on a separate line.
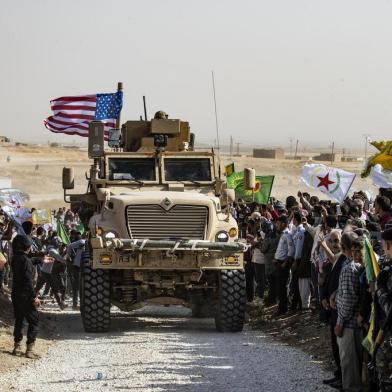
[0, 207, 87, 358]
[2, 190, 392, 390]
[231, 189, 392, 392]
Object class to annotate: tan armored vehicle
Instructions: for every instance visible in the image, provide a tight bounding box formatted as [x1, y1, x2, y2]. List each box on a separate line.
[63, 111, 247, 333]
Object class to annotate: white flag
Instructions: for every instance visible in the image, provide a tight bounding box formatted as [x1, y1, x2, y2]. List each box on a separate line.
[300, 163, 356, 203]
[370, 164, 392, 188]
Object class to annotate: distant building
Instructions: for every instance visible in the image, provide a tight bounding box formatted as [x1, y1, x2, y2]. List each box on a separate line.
[341, 156, 363, 162]
[253, 148, 285, 159]
[313, 153, 342, 162]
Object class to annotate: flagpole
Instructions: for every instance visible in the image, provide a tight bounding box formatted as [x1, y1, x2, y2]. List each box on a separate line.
[211, 71, 221, 178]
[116, 82, 123, 129]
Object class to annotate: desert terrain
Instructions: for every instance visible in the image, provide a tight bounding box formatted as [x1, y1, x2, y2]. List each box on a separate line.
[0, 144, 377, 209]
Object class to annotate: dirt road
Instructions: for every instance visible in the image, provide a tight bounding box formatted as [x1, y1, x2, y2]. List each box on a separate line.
[1, 305, 332, 392]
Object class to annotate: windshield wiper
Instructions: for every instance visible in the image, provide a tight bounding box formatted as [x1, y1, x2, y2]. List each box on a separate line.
[129, 179, 144, 185]
[115, 176, 144, 185]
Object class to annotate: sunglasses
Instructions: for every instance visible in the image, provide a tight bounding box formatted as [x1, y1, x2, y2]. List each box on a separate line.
[328, 238, 340, 244]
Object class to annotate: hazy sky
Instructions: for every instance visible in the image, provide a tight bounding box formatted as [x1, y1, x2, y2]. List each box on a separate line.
[1, 0, 392, 150]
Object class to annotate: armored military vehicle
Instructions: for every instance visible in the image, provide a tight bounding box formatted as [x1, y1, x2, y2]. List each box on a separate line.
[62, 110, 247, 333]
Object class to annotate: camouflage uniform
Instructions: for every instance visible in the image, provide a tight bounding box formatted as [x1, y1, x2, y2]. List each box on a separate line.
[376, 256, 392, 391]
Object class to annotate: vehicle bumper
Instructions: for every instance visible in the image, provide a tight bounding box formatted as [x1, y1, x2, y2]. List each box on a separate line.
[90, 238, 246, 270]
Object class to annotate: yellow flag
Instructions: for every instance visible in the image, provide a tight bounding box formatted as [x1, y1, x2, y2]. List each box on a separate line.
[32, 209, 52, 225]
[225, 163, 235, 177]
[362, 140, 392, 177]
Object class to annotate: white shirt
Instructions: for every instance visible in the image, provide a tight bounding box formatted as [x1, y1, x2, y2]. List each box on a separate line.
[274, 228, 295, 262]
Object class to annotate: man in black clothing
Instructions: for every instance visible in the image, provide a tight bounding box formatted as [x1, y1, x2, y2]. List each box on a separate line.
[237, 200, 250, 239]
[11, 235, 41, 358]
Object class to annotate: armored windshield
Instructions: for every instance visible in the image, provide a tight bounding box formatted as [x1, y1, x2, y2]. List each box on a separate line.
[108, 158, 156, 181]
[164, 158, 212, 182]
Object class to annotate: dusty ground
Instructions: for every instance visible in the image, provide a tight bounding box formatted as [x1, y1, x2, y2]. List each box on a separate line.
[248, 303, 333, 371]
[0, 144, 89, 210]
[0, 303, 333, 392]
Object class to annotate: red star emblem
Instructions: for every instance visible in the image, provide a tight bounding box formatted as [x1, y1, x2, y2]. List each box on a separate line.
[317, 173, 335, 190]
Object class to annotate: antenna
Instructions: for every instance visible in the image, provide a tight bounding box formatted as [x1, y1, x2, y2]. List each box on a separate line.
[143, 96, 148, 121]
[211, 71, 221, 177]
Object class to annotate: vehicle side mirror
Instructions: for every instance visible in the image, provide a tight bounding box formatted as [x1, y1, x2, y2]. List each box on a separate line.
[63, 167, 74, 190]
[214, 178, 225, 196]
[220, 189, 235, 207]
[244, 168, 256, 190]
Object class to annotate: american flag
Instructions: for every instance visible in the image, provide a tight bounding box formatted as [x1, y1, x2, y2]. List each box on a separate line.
[44, 91, 123, 137]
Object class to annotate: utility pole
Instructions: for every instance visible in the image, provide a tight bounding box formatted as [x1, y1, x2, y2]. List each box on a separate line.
[362, 133, 371, 160]
[331, 141, 335, 165]
[230, 136, 233, 159]
[289, 137, 293, 157]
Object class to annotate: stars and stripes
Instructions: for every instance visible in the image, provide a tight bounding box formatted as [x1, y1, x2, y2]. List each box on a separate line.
[44, 91, 123, 137]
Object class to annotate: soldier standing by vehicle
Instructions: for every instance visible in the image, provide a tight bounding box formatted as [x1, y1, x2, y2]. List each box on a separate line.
[375, 228, 392, 391]
[66, 230, 86, 310]
[11, 235, 40, 358]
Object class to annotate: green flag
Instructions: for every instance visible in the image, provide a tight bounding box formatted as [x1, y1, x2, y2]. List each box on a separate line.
[77, 222, 85, 235]
[227, 172, 274, 204]
[57, 219, 70, 245]
[363, 236, 380, 284]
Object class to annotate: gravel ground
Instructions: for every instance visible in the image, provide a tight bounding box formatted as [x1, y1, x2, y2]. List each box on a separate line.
[1, 305, 332, 392]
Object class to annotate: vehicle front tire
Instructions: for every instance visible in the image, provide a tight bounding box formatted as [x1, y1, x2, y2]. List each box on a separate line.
[215, 269, 246, 332]
[80, 261, 111, 333]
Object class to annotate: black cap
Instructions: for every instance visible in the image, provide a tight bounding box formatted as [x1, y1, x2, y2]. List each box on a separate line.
[12, 234, 33, 252]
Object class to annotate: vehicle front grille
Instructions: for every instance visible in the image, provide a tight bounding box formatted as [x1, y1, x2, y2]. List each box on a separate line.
[126, 204, 208, 240]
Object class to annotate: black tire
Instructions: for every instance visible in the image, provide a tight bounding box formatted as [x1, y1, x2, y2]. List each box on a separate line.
[215, 269, 246, 332]
[80, 260, 111, 333]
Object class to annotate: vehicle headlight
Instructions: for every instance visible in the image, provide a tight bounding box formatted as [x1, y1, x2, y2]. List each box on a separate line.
[104, 231, 117, 239]
[228, 227, 237, 238]
[216, 231, 229, 242]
